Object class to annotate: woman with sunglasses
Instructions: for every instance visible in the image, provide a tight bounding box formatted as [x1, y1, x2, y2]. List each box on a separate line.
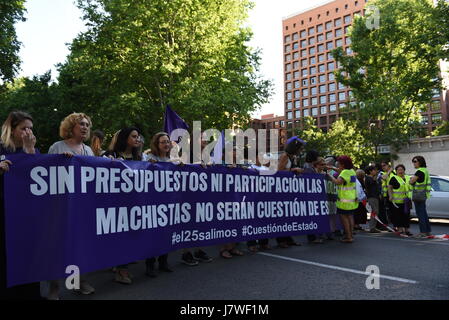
[409, 156, 432, 238]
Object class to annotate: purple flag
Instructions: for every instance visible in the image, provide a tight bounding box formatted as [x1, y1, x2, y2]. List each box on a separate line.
[163, 105, 189, 135]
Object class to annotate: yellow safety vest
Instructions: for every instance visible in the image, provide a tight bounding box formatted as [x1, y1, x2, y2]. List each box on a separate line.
[413, 167, 431, 199]
[337, 169, 358, 211]
[391, 175, 411, 204]
[382, 170, 396, 197]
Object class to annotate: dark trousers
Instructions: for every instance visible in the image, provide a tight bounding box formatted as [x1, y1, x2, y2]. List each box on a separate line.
[247, 239, 269, 246]
[145, 254, 168, 267]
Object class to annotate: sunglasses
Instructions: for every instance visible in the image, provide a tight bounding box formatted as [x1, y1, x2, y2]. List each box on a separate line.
[412, 160, 418, 163]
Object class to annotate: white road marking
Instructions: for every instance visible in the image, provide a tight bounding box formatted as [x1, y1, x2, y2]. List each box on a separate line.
[357, 234, 449, 246]
[257, 252, 418, 284]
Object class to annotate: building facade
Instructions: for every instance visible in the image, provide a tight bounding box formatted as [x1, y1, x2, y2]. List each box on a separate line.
[251, 114, 287, 153]
[282, 0, 449, 136]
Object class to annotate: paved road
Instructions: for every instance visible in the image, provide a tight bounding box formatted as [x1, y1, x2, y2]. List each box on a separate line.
[60, 220, 449, 300]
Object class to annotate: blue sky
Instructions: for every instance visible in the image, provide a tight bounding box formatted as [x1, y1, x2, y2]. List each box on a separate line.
[16, 0, 329, 118]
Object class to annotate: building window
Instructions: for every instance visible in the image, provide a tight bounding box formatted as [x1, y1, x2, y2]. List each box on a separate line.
[286, 92, 292, 100]
[317, 34, 324, 42]
[309, 37, 316, 45]
[432, 113, 442, 124]
[319, 85, 327, 93]
[338, 82, 346, 90]
[310, 76, 317, 85]
[317, 44, 324, 53]
[321, 106, 327, 115]
[318, 64, 325, 73]
[294, 90, 300, 99]
[329, 104, 337, 112]
[286, 82, 292, 90]
[295, 110, 301, 119]
[309, 47, 316, 55]
[336, 39, 343, 47]
[301, 59, 308, 67]
[319, 74, 326, 83]
[308, 27, 315, 35]
[294, 80, 300, 88]
[285, 54, 291, 62]
[300, 50, 306, 58]
[320, 95, 327, 104]
[346, 47, 353, 55]
[287, 111, 293, 120]
[302, 88, 309, 97]
[328, 62, 335, 71]
[421, 115, 429, 125]
[312, 107, 318, 116]
[317, 24, 323, 33]
[293, 42, 299, 50]
[295, 100, 300, 108]
[294, 71, 300, 78]
[329, 83, 336, 91]
[346, 37, 352, 45]
[294, 52, 300, 59]
[293, 32, 299, 40]
[311, 97, 318, 106]
[318, 54, 325, 62]
[286, 73, 292, 80]
[293, 61, 299, 69]
[335, 28, 343, 37]
[311, 87, 318, 95]
[310, 66, 317, 75]
[326, 42, 334, 50]
[338, 92, 346, 101]
[335, 18, 342, 27]
[310, 56, 316, 64]
[302, 79, 308, 86]
[339, 103, 347, 108]
[328, 73, 335, 81]
[303, 109, 310, 117]
[285, 45, 291, 52]
[285, 63, 292, 72]
[329, 94, 336, 102]
[325, 21, 332, 30]
[286, 102, 292, 110]
[344, 15, 352, 24]
[300, 40, 307, 48]
[327, 52, 333, 60]
[432, 88, 440, 97]
[285, 35, 291, 43]
[326, 31, 333, 40]
[431, 101, 441, 111]
[303, 99, 309, 107]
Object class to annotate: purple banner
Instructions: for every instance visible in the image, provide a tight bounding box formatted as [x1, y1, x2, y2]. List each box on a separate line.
[4, 154, 330, 287]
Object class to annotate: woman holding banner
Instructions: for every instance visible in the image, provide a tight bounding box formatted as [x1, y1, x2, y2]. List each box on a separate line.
[145, 132, 175, 276]
[276, 136, 305, 248]
[0, 111, 42, 300]
[46, 113, 96, 300]
[103, 127, 142, 284]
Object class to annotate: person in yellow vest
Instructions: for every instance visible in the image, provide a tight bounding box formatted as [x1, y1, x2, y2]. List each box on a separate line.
[327, 155, 358, 243]
[380, 161, 396, 229]
[409, 156, 432, 238]
[388, 165, 412, 236]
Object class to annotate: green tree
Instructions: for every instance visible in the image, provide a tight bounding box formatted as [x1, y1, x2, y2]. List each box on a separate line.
[333, 0, 449, 158]
[57, 0, 272, 142]
[432, 120, 449, 136]
[0, 72, 70, 151]
[0, 0, 26, 82]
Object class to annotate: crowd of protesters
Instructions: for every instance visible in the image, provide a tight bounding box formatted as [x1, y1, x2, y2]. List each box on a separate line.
[0, 110, 434, 300]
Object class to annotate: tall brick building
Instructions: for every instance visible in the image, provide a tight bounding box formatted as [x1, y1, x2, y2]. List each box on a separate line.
[282, 0, 449, 136]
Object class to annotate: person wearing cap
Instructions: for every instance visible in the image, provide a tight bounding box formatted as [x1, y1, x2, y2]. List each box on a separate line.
[276, 136, 305, 248]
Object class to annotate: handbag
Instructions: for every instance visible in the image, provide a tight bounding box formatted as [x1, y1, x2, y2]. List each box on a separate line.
[412, 188, 426, 202]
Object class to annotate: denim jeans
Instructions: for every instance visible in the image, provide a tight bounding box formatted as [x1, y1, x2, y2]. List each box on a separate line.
[414, 200, 431, 233]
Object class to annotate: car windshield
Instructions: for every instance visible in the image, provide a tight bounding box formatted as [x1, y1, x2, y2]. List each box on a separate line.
[431, 178, 449, 192]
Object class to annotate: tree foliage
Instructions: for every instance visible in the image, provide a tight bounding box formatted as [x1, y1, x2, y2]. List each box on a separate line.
[333, 0, 449, 156]
[432, 120, 449, 136]
[0, 0, 26, 83]
[296, 117, 373, 167]
[57, 0, 272, 142]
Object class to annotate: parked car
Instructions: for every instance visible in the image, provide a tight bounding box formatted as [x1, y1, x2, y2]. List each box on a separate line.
[410, 175, 449, 219]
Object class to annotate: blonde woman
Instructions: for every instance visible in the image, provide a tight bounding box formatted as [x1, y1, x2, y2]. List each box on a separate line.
[46, 113, 95, 300]
[0, 111, 41, 300]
